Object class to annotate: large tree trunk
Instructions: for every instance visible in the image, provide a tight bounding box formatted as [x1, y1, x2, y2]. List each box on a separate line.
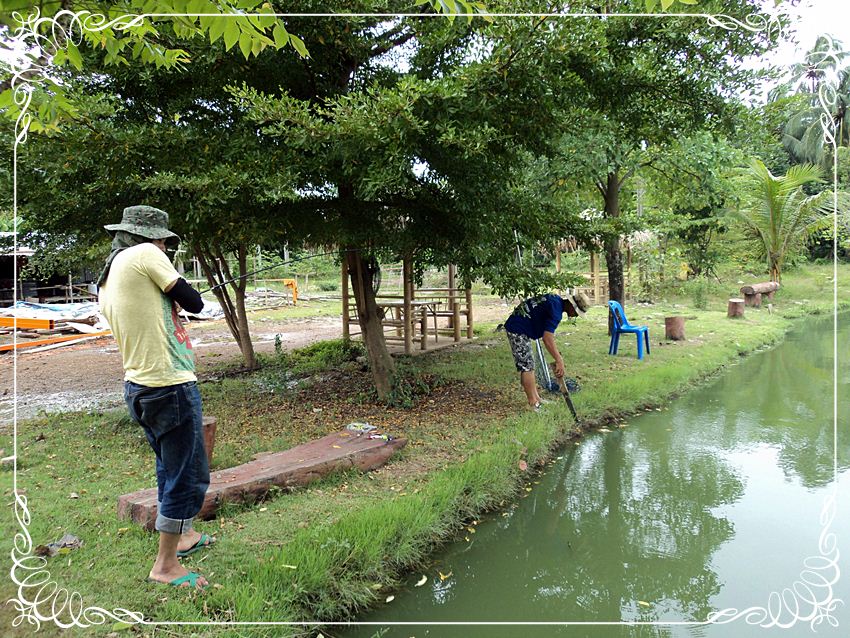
[601, 171, 625, 334]
[193, 240, 258, 370]
[602, 171, 625, 305]
[346, 248, 395, 401]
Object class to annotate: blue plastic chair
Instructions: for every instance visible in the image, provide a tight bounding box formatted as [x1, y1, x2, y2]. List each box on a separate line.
[608, 300, 650, 360]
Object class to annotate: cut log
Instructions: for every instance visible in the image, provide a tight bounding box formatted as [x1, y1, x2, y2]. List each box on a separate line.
[740, 282, 780, 295]
[117, 429, 407, 530]
[727, 298, 745, 318]
[741, 282, 779, 307]
[664, 316, 685, 341]
[202, 416, 216, 466]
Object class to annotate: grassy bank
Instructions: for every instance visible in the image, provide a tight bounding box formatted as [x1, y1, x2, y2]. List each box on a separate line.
[2, 263, 847, 637]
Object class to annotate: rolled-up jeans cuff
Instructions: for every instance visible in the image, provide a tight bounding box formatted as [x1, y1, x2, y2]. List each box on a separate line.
[155, 509, 194, 535]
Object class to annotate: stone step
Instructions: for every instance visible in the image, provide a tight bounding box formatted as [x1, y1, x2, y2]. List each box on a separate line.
[117, 429, 406, 529]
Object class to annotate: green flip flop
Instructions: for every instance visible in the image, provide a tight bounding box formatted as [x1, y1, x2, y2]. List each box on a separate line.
[147, 571, 208, 589]
[176, 533, 215, 558]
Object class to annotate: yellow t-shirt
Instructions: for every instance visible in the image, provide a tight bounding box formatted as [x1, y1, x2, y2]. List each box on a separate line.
[99, 242, 197, 387]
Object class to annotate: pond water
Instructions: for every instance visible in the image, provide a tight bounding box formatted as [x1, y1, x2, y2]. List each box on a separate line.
[343, 314, 848, 637]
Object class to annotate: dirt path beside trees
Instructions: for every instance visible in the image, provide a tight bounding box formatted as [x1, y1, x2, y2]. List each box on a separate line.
[1, 299, 510, 426]
[0, 315, 344, 426]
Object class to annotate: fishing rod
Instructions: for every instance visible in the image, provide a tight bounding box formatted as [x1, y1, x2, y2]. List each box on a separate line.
[198, 248, 361, 294]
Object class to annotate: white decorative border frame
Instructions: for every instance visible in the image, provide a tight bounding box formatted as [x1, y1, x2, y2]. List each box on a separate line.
[3, 6, 842, 633]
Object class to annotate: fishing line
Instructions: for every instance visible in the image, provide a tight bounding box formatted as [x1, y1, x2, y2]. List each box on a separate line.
[197, 248, 363, 294]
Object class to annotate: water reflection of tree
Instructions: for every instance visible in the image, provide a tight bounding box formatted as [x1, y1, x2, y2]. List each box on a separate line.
[524, 429, 744, 624]
[702, 318, 848, 488]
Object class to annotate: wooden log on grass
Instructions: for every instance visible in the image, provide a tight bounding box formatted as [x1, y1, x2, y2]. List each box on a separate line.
[664, 316, 685, 340]
[727, 298, 745, 318]
[741, 282, 779, 307]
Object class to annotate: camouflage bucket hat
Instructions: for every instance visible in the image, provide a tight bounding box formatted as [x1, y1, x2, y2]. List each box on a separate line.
[104, 205, 180, 244]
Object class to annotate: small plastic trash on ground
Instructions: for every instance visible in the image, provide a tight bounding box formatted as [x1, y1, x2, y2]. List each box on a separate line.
[34, 533, 83, 558]
[345, 422, 377, 436]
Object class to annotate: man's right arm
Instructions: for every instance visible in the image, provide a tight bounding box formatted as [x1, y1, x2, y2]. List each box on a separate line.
[165, 278, 204, 314]
[541, 330, 564, 378]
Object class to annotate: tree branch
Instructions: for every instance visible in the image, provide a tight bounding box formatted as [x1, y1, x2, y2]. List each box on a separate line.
[369, 26, 417, 59]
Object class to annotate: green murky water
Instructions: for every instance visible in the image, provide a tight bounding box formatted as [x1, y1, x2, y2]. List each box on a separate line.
[343, 314, 848, 637]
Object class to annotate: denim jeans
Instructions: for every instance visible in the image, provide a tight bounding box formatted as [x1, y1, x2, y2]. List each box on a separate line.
[124, 381, 210, 534]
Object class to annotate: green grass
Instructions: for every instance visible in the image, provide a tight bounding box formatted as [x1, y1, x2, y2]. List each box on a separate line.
[2, 263, 848, 637]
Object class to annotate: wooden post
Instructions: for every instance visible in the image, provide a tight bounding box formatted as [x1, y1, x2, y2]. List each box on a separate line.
[727, 298, 745, 318]
[465, 284, 473, 338]
[591, 253, 601, 303]
[341, 258, 350, 341]
[403, 256, 413, 355]
[420, 307, 427, 350]
[447, 264, 456, 330]
[452, 271, 461, 342]
[664, 316, 685, 340]
[202, 416, 217, 466]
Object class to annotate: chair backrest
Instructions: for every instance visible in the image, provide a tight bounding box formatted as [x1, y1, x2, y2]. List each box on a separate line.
[608, 300, 628, 329]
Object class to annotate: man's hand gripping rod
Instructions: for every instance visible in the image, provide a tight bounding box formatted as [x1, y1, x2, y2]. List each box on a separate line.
[549, 362, 578, 421]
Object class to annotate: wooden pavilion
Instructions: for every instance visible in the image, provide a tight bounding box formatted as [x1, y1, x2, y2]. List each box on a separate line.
[341, 258, 474, 355]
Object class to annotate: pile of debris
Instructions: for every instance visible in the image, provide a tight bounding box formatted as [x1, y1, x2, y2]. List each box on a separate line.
[1, 298, 225, 354]
[0, 301, 111, 354]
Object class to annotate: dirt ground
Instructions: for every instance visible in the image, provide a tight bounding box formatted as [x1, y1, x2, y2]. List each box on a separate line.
[1, 299, 510, 427]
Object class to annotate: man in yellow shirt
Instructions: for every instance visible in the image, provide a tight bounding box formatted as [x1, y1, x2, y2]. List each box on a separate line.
[99, 206, 212, 589]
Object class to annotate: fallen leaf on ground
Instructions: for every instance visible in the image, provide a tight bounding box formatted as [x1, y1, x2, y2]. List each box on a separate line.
[415, 575, 427, 587]
[385, 595, 395, 603]
[438, 571, 452, 581]
[519, 460, 528, 471]
[638, 601, 651, 607]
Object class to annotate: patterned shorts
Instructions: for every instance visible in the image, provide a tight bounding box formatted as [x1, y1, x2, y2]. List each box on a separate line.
[506, 331, 534, 372]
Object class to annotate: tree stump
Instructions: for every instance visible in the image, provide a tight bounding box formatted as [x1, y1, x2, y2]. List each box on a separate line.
[727, 299, 745, 318]
[203, 416, 217, 466]
[664, 316, 685, 340]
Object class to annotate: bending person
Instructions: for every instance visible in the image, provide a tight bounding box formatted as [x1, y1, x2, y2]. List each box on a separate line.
[503, 292, 589, 411]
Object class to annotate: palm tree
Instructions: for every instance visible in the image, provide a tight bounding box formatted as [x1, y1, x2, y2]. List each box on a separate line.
[783, 69, 850, 164]
[787, 36, 847, 95]
[780, 36, 850, 165]
[731, 160, 833, 282]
